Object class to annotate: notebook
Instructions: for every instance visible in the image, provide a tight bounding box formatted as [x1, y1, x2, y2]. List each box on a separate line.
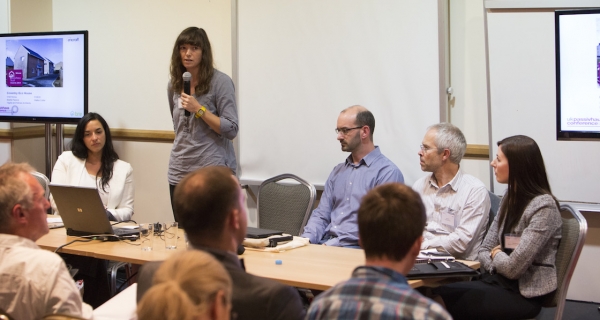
[49, 184, 139, 238]
[47, 216, 64, 229]
[245, 226, 283, 239]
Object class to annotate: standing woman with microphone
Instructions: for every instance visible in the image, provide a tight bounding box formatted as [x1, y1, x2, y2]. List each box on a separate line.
[167, 27, 239, 222]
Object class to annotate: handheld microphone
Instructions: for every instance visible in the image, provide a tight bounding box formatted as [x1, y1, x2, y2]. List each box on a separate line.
[183, 72, 192, 116]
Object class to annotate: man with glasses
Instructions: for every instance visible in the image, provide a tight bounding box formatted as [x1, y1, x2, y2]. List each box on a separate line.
[301, 105, 404, 248]
[413, 123, 490, 260]
[0, 162, 92, 319]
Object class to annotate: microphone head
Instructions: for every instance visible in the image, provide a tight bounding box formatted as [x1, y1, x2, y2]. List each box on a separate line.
[182, 72, 192, 82]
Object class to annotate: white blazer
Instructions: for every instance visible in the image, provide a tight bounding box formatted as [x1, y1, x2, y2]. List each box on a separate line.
[51, 151, 134, 221]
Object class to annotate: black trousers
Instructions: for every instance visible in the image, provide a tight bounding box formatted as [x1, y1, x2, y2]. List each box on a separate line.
[434, 273, 548, 320]
[169, 184, 177, 223]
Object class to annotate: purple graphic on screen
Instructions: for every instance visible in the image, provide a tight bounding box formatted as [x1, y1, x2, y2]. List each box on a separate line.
[6, 69, 22, 87]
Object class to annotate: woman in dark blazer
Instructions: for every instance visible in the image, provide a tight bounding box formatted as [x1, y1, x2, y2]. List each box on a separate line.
[434, 135, 562, 320]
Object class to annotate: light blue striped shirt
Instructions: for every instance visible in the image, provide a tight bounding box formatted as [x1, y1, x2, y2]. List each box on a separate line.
[301, 147, 403, 247]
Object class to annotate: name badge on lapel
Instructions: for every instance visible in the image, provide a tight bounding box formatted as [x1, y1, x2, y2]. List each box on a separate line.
[441, 208, 456, 227]
[504, 233, 521, 250]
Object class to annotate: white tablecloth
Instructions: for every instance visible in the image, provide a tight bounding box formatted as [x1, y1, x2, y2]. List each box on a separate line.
[93, 283, 137, 320]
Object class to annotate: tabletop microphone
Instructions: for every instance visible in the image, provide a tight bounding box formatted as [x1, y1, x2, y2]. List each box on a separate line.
[183, 72, 192, 116]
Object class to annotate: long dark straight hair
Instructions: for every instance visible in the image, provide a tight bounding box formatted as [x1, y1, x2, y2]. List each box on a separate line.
[71, 112, 119, 192]
[496, 135, 558, 233]
[169, 27, 214, 96]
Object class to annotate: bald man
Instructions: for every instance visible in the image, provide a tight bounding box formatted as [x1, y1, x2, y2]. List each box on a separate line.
[301, 106, 404, 247]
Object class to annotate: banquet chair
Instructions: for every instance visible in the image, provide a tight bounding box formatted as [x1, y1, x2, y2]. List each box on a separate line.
[539, 203, 587, 320]
[31, 171, 51, 201]
[482, 191, 502, 240]
[257, 174, 316, 236]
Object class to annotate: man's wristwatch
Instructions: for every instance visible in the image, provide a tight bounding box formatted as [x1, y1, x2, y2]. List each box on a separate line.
[195, 106, 206, 118]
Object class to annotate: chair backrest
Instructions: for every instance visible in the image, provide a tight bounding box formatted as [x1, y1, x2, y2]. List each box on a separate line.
[488, 191, 501, 229]
[31, 171, 50, 201]
[481, 191, 502, 241]
[542, 203, 587, 320]
[257, 174, 316, 236]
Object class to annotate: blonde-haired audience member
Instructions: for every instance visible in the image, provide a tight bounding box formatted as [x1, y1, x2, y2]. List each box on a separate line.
[137, 250, 232, 320]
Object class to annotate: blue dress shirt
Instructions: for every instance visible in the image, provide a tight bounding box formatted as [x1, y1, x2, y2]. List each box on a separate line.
[301, 147, 403, 247]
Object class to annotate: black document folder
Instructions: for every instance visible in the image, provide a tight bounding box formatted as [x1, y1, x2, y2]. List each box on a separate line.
[407, 261, 479, 279]
[245, 227, 283, 239]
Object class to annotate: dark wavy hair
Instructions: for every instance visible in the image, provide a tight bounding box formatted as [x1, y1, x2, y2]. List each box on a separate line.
[496, 135, 558, 232]
[170, 27, 214, 96]
[71, 112, 119, 192]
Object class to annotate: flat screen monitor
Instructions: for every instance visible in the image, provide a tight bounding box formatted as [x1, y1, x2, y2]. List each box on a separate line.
[0, 30, 87, 123]
[556, 9, 600, 139]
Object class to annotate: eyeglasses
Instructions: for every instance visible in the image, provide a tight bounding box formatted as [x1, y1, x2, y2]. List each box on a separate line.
[419, 144, 438, 153]
[335, 126, 363, 135]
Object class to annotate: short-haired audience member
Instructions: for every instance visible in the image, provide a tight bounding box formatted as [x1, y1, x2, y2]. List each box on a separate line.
[307, 183, 451, 320]
[434, 135, 562, 320]
[413, 123, 490, 260]
[0, 162, 92, 319]
[51, 112, 134, 221]
[137, 250, 232, 320]
[301, 105, 404, 247]
[137, 166, 305, 320]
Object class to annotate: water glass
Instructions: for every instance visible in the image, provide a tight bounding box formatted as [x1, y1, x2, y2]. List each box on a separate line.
[139, 223, 154, 251]
[163, 221, 178, 250]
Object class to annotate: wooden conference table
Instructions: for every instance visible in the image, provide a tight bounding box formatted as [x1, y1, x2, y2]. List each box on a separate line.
[37, 227, 479, 291]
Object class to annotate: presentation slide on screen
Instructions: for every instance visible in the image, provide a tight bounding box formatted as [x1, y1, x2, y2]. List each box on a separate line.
[0, 33, 85, 119]
[559, 14, 600, 132]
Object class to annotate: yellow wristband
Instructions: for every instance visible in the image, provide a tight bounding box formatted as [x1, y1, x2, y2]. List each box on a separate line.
[195, 106, 206, 118]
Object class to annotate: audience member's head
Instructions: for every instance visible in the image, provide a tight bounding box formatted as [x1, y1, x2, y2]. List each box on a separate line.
[137, 250, 232, 320]
[358, 183, 426, 266]
[0, 162, 50, 241]
[173, 166, 247, 250]
[337, 106, 375, 152]
[493, 135, 556, 232]
[419, 122, 466, 172]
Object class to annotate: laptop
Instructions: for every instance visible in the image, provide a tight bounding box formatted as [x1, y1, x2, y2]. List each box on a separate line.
[245, 226, 284, 239]
[49, 184, 139, 238]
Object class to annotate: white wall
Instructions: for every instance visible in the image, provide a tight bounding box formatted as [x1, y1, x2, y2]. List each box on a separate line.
[449, 0, 491, 189]
[111, 140, 174, 223]
[52, 0, 232, 131]
[237, 1, 443, 186]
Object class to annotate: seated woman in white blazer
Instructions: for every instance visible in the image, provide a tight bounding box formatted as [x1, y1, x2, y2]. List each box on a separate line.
[52, 112, 134, 221]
